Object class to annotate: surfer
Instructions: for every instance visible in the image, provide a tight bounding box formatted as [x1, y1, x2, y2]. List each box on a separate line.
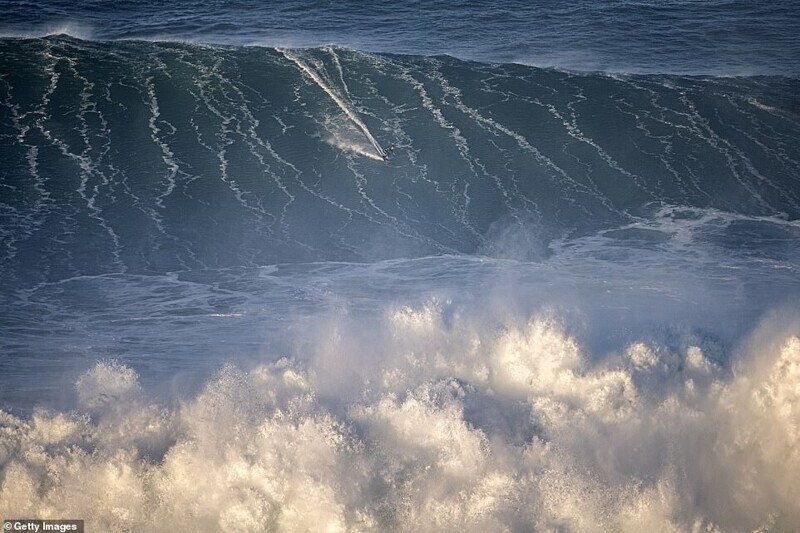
[382, 144, 395, 162]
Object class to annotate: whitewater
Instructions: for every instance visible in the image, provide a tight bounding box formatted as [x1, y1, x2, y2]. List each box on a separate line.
[0, 20, 799, 533]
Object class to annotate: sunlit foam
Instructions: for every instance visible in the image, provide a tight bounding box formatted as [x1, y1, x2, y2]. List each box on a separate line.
[1, 304, 798, 531]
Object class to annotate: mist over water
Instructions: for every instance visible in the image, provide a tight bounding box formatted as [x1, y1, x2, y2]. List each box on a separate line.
[1, 1, 800, 529]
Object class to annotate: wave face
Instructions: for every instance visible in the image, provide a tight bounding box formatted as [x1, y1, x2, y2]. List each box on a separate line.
[1, 37, 799, 284]
[1, 36, 800, 532]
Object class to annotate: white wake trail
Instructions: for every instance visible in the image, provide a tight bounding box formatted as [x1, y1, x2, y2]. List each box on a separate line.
[281, 49, 385, 159]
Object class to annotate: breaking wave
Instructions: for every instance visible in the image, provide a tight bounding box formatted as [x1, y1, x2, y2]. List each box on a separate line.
[1, 304, 799, 531]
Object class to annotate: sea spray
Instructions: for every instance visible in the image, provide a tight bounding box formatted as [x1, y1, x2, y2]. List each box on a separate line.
[1, 305, 799, 531]
[281, 48, 386, 159]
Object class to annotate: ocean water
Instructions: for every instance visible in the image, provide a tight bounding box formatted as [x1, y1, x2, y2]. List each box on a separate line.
[1, 2, 800, 531]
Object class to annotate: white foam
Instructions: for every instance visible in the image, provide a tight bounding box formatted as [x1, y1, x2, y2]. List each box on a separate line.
[1, 305, 799, 531]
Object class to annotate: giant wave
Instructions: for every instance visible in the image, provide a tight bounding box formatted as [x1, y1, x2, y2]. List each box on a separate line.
[1, 36, 800, 531]
[1, 36, 798, 283]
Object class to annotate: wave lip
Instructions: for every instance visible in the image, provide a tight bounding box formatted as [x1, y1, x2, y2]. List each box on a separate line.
[2, 0, 800, 75]
[0, 22, 94, 40]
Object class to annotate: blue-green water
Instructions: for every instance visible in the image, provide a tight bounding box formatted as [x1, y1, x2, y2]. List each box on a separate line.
[1, 2, 800, 531]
